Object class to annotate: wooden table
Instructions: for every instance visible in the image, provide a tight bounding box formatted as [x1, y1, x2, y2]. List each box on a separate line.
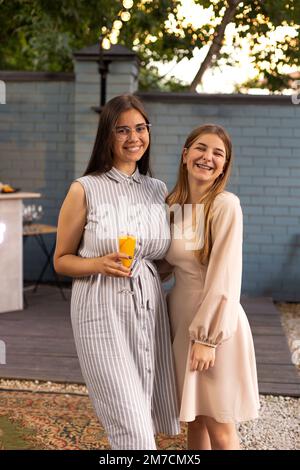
[23, 223, 58, 237]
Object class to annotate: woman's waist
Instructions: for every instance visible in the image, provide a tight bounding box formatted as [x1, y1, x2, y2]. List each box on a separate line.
[71, 258, 158, 291]
[172, 270, 205, 288]
[167, 281, 205, 308]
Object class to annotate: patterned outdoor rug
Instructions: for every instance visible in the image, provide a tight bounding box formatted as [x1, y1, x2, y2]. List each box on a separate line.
[0, 390, 186, 450]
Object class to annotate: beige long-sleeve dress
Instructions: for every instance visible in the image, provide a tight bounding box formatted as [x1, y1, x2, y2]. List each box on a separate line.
[164, 191, 260, 423]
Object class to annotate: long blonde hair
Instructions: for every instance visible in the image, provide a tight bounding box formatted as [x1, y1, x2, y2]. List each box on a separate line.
[166, 124, 233, 264]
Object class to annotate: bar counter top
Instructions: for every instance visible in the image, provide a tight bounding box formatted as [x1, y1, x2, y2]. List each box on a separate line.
[0, 192, 41, 200]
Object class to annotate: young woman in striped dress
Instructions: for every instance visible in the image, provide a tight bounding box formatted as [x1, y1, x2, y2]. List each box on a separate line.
[54, 94, 180, 449]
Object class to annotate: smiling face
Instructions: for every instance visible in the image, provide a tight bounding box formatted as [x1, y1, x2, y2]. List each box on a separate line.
[182, 133, 226, 188]
[112, 108, 150, 173]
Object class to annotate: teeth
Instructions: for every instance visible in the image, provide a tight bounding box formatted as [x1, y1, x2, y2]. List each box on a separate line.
[126, 147, 141, 152]
[195, 163, 212, 170]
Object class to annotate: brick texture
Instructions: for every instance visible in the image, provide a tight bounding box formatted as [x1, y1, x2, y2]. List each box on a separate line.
[1, 63, 299, 300]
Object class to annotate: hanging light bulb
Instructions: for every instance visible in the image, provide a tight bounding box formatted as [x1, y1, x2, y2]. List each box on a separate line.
[113, 20, 123, 30]
[123, 0, 133, 8]
[110, 31, 119, 44]
[121, 11, 131, 21]
[102, 37, 111, 49]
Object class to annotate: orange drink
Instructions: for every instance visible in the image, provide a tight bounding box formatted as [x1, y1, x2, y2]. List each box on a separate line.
[118, 235, 136, 267]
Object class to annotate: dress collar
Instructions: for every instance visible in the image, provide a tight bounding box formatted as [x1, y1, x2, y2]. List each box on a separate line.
[105, 166, 142, 184]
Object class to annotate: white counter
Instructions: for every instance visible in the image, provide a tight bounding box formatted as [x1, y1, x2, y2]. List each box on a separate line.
[0, 192, 41, 313]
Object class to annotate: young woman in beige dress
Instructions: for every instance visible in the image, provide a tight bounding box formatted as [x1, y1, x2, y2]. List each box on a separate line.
[159, 124, 260, 450]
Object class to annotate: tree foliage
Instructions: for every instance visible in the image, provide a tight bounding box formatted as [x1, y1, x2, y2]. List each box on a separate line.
[0, 0, 121, 71]
[0, 0, 299, 92]
[121, 0, 300, 91]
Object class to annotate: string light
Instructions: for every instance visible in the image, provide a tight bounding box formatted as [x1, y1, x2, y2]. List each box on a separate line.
[113, 20, 123, 30]
[102, 37, 111, 49]
[121, 11, 131, 22]
[123, 0, 133, 8]
[100, 0, 134, 50]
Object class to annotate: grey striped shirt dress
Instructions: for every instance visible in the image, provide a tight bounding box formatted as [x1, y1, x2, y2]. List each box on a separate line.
[70, 166, 180, 450]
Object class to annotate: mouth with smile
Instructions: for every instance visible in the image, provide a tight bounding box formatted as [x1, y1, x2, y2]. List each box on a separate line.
[124, 145, 143, 153]
[194, 161, 214, 171]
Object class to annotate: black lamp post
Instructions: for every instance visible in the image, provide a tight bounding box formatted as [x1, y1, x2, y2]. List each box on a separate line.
[98, 35, 109, 109]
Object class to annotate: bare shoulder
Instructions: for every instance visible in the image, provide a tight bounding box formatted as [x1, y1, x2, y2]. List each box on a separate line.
[61, 181, 87, 216]
[58, 180, 86, 227]
[64, 181, 86, 207]
[55, 180, 87, 259]
[68, 181, 85, 197]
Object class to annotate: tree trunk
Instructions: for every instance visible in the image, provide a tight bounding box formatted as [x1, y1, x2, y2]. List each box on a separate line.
[190, 0, 240, 92]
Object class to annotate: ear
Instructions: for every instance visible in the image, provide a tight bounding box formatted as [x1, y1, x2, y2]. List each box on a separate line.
[182, 148, 188, 164]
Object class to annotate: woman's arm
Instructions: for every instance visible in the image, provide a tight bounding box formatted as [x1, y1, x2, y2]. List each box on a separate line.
[153, 258, 174, 282]
[189, 193, 243, 347]
[53, 182, 131, 278]
[188, 193, 242, 371]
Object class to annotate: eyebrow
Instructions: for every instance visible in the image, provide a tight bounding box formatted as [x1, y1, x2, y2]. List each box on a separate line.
[196, 142, 225, 154]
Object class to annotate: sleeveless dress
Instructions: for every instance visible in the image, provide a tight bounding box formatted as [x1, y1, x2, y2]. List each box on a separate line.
[165, 191, 260, 423]
[70, 167, 180, 449]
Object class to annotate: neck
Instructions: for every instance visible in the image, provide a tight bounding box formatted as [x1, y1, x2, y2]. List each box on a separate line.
[187, 176, 212, 203]
[113, 161, 137, 176]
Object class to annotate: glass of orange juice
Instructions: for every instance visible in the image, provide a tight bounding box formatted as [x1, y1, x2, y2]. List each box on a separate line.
[118, 234, 136, 267]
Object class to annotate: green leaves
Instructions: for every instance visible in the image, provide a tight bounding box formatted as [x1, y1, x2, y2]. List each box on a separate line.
[0, 0, 299, 91]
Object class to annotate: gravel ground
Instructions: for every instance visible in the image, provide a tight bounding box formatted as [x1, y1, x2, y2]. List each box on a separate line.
[277, 303, 300, 373]
[0, 302, 299, 450]
[238, 395, 299, 450]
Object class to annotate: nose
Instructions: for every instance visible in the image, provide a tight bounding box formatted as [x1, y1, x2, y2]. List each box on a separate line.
[127, 128, 140, 141]
[201, 147, 214, 162]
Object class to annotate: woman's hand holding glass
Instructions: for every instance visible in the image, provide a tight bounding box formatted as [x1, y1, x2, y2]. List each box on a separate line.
[92, 236, 136, 278]
[95, 252, 132, 277]
[190, 342, 215, 372]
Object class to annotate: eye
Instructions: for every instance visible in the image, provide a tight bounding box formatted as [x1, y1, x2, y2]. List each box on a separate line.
[116, 127, 129, 135]
[136, 124, 147, 133]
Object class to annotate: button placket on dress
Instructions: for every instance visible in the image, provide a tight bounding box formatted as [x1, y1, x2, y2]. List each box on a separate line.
[125, 174, 156, 398]
[127, 269, 153, 376]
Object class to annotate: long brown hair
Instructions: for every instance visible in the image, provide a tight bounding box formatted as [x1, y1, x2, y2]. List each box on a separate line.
[84, 94, 151, 176]
[166, 124, 233, 264]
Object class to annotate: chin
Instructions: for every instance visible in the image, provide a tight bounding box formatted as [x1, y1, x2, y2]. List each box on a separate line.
[192, 173, 210, 183]
[129, 155, 143, 164]
[128, 150, 144, 158]
[134, 152, 145, 161]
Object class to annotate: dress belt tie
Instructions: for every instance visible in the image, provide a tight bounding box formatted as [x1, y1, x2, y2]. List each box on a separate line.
[118, 258, 157, 314]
